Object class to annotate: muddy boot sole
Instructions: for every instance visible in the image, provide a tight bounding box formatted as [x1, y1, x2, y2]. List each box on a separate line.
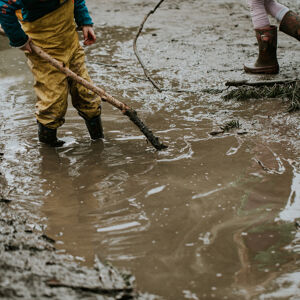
[244, 64, 279, 74]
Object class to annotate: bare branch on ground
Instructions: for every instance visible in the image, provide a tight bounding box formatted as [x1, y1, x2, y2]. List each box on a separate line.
[133, 0, 166, 92]
[225, 79, 300, 87]
[46, 278, 133, 297]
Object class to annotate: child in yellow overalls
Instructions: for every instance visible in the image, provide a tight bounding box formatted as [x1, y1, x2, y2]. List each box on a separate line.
[0, 0, 103, 146]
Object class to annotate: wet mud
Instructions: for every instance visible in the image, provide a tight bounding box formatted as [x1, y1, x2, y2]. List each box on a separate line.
[1, 0, 300, 299]
[0, 201, 154, 299]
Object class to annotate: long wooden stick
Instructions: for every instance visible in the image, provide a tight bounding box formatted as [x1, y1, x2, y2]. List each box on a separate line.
[30, 42, 167, 150]
[31, 42, 132, 111]
[1, 28, 167, 150]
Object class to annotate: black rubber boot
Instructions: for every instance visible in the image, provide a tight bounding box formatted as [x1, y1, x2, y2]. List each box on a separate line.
[38, 122, 65, 147]
[244, 25, 279, 74]
[84, 115, 104, 140]
[280, 11, 300, 41]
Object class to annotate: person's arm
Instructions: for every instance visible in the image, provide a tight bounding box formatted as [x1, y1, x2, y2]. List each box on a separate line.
[74, 0, 93, 27]
[0, 0, 29, 48]
[74, 0, 96, 45]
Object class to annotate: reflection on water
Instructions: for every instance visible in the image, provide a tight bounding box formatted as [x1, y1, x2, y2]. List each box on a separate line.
[1, 17, 300, 300]
[277, 161, 300, 222]
[259, 270, 300, 299]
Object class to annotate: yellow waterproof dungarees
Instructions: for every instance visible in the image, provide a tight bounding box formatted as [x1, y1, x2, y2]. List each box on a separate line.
[22, 0, 101, 129]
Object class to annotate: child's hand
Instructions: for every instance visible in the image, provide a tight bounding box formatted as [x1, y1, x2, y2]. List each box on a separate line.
[82, 26, 96, 46]
[20, 37, 32, 53]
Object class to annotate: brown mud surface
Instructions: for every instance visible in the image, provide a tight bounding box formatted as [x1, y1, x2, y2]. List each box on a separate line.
[1, 0, 300, 299]
[0, 202, 154, 300]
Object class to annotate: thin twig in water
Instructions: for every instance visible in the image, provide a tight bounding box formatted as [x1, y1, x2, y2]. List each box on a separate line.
[210, 120, 240, 136]
[46, 279, 133, 296]
[133, 0, 166, 92]
[254, 158, 282, 175]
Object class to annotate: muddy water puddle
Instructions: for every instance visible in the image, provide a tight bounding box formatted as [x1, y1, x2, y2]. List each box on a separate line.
[1, 1, 300, 299]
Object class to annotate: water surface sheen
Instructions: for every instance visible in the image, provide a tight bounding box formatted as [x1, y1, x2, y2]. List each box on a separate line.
[0, 1, 299, 299]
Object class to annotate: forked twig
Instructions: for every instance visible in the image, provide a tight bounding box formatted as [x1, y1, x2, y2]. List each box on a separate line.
[133, 0, 166, 92]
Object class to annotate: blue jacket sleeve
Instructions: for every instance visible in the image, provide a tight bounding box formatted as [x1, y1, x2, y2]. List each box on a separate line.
[0, 0, 28, 47]
[74, 0, 93, 27]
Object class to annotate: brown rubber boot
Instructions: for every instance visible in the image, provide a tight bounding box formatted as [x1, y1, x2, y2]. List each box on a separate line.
[244, 25, 279, 74]
[280, 11, 300, 41]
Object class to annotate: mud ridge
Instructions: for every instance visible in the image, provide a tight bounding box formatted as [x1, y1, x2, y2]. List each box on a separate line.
[0, 201, 157, 300]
